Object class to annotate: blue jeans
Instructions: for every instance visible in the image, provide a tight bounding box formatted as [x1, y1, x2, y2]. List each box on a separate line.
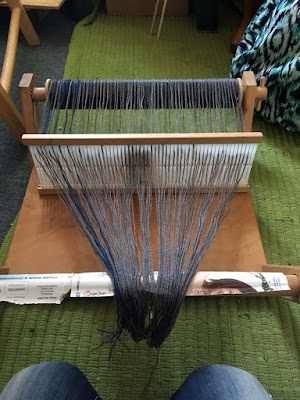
[0, 361, 271, 400]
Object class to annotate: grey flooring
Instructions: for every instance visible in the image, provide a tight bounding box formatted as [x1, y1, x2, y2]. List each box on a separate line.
[0, 7, 74, 244]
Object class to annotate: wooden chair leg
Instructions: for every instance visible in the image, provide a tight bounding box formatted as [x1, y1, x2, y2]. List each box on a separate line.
[7, 0, 40, 47]
[1, 4, 22, 93]
[0, 83, 24, 143]
[0, 0, 40, 142]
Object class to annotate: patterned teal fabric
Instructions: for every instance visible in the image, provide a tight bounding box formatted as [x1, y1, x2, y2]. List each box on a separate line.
[230, 0, 300, 132]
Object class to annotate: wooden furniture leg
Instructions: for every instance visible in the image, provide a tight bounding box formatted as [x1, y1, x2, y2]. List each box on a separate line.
[150, 0, 168, 39]
[0, 83, 24, 142]
[157, 0, 168, 39]
[6, 0, 40, 47]
[0, 0, 39, 142]
[150, 0, 160, 35]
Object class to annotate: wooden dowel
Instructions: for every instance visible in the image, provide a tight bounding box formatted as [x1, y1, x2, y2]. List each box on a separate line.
[37, 184, 250, 196]
[32, 79, 50, 102]
[237, 77, 243, 104]
[22, 132, 263, 146]
[0, 5, 21, 93]
[150, 0, 160, 35]
[1, 270, 297, 299]
[157, 0, 168, 39]
[187, 273, 300, 298]
[30, 76, 266, 107]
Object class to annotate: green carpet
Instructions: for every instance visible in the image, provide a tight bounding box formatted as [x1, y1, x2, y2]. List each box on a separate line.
[1, 2, 300, 399]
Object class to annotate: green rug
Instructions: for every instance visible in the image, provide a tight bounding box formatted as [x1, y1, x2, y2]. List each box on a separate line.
[1, 2, 300, 399]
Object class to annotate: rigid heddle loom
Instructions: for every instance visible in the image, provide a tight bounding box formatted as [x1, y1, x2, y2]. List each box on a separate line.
[2, 71, 300, 347]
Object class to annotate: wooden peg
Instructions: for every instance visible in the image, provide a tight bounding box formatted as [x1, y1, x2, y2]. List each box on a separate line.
[33, 79, 51, 102]
[256, 76, 267, 112]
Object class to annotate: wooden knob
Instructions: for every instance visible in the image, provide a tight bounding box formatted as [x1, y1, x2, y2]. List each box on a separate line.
[33, 79, 51, 102]
[256, 76, 267, 112]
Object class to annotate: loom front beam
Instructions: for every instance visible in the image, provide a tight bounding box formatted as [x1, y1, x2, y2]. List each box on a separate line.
[1, 71, 299, 305]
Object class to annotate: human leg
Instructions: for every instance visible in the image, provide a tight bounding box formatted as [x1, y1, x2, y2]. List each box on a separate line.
[171, 364, 271, 400]
[0, 361, 101, 400]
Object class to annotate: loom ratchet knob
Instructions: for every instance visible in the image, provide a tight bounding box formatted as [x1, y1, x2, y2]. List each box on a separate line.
[256, 76, 267, 112]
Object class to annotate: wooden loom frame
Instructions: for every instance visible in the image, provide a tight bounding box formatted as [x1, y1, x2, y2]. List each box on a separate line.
[2, 71, 300, 303]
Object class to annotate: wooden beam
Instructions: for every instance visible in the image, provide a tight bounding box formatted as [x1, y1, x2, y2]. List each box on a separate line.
[36, 184, 251, 196]
[22, 132, 263, 146]
[0, 268, 10, 275]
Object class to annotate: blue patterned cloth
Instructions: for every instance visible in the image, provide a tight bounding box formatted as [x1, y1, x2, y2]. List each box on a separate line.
[230, 0, 300, 132]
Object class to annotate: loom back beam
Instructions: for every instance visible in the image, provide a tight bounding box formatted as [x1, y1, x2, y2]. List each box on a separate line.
[20, 71, 267, 134]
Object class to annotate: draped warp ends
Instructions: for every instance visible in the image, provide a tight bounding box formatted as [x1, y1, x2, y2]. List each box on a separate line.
[32, 78, 252, 347]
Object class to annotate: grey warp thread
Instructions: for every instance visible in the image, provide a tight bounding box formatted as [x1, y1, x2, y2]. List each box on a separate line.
[36, 79, 247, 347]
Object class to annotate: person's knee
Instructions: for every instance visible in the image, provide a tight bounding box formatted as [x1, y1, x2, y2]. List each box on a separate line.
[171, 364, 270, 400]
[14, 361, 79, 380]
[0, 361, 100, 400]
[191, 364, 256, 381]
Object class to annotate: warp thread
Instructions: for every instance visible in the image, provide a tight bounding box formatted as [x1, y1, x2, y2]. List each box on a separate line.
[35, 78, 248, 347]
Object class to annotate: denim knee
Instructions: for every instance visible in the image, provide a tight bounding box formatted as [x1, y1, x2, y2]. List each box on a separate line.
[171, 364, 271, 400]
[0, 361, 101, 400]
[189, 364, 258, 382]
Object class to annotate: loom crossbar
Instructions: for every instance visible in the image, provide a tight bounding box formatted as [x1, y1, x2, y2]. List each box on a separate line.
[22, 132, 263, 146]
